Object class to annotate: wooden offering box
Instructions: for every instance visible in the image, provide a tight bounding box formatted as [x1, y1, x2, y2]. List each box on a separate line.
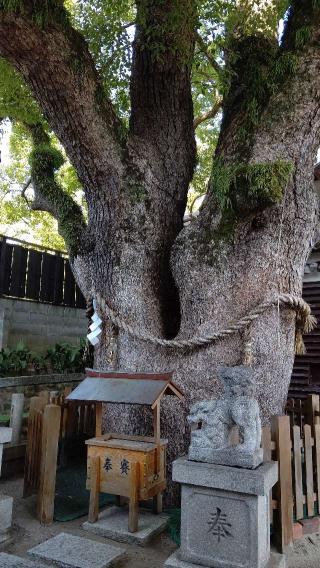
[67, 369, 183, 532]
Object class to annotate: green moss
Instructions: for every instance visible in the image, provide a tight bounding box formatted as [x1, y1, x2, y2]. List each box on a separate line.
[28, 127, 85, 256]
[295, 25, 312, 48]
[0, 0, 70, 28]
[210, 158, 293, 217]
[223, 35, 298, 154]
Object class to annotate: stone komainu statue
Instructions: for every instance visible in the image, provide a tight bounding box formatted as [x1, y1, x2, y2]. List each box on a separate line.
[187, 365, 263, 469]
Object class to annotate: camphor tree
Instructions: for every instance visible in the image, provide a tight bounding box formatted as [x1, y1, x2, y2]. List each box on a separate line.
[1, 0, 320, 492]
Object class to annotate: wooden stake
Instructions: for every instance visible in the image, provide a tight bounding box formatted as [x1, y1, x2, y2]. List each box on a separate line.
[88, 455, 100, 523]
[37, 404, 61, 524]
[153, 401, 161, 474]
[128, 461, 139, 533]
[271, 415, 293, 552]
[96, 402, 102, 437]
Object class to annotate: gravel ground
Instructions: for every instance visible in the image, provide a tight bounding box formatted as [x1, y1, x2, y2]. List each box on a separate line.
[1, 476, 320, 567]
[0, 476, 176, 567]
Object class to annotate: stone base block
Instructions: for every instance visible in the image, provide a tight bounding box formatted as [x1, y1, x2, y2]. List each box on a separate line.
[28, 532, 125, 568]
[0, 495, 13, 534]
[188, 447, 263, 469]
[165, 550, 286, 568]
[173, 458, 278, 568]
[0, 553, 47, 567]
[83, 506, 168, 546]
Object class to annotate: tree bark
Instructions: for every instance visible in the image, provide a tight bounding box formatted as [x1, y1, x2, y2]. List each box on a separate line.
[1, 0, 320, 504]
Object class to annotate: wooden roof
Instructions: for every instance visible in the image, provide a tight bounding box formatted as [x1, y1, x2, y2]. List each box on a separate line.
[66, 368, 183, 408]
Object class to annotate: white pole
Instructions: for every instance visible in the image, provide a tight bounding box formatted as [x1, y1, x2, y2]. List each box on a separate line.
[9, 393, 24, 444]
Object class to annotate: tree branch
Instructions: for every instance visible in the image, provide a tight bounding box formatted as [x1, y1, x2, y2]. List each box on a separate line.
[195, 31, 222, 75]
[0, 3, 124, 198]
[129, 0, 197, 211]
[194, 98, 222, 129]
[27, 123, 89, 257]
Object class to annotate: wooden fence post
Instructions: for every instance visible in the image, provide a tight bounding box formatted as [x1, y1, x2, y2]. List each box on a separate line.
[271, 415, 293, 553]
[305, 394, 320, 434]
[23, 396, 47, 498]
[37, 404, 61, 525]
[88, 455, 100, 523]
[0, 236, 7, 296]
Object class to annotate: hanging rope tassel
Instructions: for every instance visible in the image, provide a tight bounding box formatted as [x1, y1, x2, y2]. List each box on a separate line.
[294, 303, 317, 355]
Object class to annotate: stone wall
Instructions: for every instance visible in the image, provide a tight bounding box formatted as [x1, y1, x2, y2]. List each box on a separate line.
[0, 297, 87, 351]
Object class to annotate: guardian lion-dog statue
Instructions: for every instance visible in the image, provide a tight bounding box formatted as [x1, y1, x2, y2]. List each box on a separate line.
[187, 365, 263, 469]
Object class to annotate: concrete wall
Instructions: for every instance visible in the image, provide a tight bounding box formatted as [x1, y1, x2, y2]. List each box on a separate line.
[0, 297, 87, 351]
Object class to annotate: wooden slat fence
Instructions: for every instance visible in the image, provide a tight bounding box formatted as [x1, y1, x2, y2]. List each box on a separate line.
[260, 395, 320, 553]
[23, 389, 96, 524]
[0, 235, 85, 308]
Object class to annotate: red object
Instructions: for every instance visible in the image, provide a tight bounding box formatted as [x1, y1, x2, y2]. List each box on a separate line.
[293, 522, 303, 541]
[299, 517, 320, 535]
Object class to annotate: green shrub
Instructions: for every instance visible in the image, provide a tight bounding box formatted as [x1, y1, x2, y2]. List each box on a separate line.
[0, 339, 86, 377]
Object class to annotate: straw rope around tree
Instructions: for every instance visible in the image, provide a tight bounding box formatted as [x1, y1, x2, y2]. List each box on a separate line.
[95, 292, 317, 355]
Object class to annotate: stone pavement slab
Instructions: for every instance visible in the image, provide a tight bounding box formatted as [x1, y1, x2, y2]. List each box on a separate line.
[83, 505, 168, 546]
[28, 532, 125, 568]
[165, 550, 286, 568]
[0, 553, 48, 568]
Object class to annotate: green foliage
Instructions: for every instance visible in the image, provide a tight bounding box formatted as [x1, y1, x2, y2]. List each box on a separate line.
[72, 0, 134, 119]
[0, 59, 42, 125]
[0, 340, 86, 377]
[210, 158, 294, 216]
[45, 340, 86, 374]
[0, 0, 305, 247]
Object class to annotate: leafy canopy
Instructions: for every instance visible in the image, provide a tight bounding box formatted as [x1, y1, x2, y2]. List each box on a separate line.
[0, 0, 290, 248]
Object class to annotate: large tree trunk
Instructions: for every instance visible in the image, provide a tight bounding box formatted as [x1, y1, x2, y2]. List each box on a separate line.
[1, 0, 320, 504]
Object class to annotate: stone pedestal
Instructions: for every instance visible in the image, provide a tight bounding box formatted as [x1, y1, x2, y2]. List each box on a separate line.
[0, 428, 13, 547]
[0, 496, 13, 545]
[165, 458, 282, 568]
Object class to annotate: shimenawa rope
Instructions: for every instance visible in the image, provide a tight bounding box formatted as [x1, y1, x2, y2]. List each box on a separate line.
[94, 292, 317, 355]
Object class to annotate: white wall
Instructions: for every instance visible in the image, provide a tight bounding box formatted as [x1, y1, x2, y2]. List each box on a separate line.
[0, 297, 87, 351]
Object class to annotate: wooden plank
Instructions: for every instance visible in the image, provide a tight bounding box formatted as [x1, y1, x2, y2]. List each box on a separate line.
[128, 461, 139, 533]
[37, 404, 61, 524]
[293, 426, 304, 520]
[75, 283, 86, 309]
[153, 493, 163, 514]
[315, 424, 320, 510]
[0, 242, 13, 295]
[95, 403, 102, 437]
[8, 245, 28, 298]
[271, 415, 293, 552]
[153, 401, 161, 474]
[23, 396, 46, 498]
[0, 237, 6, 295]
[304, 424, 315, 517]
[63, 261, 76, 306]
[53, 255, 64, 305]
[306, 395, 320, 435]
[88, 455, 100, 523]
[25, 249, 42, 300]
[262, 426, 273, 523]
[40, 253, 56, 303]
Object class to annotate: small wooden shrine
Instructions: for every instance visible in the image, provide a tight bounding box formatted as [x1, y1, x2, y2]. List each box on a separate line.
[67, 369, 183, 532]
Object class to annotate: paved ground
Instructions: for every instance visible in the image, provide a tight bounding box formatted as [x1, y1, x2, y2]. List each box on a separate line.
[1, 476, 320, 567]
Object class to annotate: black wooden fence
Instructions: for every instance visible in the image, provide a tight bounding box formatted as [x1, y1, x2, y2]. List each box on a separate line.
[0, 235, 86, 308]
